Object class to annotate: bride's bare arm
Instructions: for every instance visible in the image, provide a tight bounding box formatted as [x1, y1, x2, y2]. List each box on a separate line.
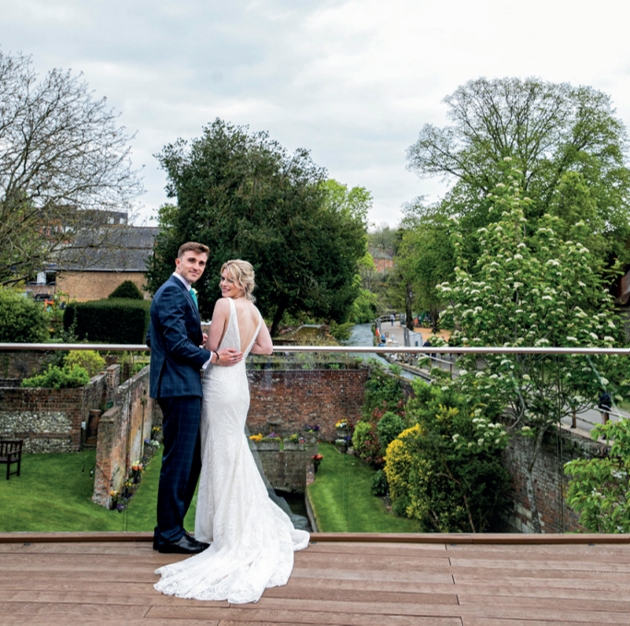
[206, 298, 243, 366]
[250, 318, 273, 355]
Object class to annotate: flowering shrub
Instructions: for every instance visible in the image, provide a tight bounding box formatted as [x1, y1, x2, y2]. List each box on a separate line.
[383, 381, 511, 532]
[435, 165, 628, 532]
[352, 420, 383, 468]
[286, 433, 306, 443]
[249, 433, 264, 442]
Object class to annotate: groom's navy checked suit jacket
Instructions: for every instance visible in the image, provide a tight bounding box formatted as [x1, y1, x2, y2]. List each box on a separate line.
[148, 275, 211, 399]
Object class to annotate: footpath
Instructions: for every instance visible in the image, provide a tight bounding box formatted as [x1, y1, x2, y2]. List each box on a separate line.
[376, 319, 629, 434]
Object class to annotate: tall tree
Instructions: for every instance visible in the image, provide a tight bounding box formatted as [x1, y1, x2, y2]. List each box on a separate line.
[148, 120, 367, 334]
[439, 165, 628, 532]
[407, 77, 630, 268]
[0, 51, 143, 284]
[396, 210, 455, 332]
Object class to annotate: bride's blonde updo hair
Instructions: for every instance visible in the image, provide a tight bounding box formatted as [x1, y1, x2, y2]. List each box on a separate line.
[221, 259, 256, 302]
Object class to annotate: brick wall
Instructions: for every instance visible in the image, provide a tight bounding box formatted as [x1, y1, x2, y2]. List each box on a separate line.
[0, 374, 106, 453]
[56, 271, 149, 301]
[246, 369, 370, 441]
[92, 366, 155, 507]
[503, 427, 608, 533]
[0, 350, 56, 379]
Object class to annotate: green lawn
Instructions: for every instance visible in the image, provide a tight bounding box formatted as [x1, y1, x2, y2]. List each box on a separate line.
[1, 443, 418, 534]
[0, 448, 179, 532]
[307, 443, 422, 533]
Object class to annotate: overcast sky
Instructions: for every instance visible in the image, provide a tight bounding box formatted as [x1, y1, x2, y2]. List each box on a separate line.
[1, 0, 629, 227]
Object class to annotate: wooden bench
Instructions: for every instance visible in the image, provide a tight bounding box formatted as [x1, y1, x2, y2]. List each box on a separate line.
[0, 440, 23, 480]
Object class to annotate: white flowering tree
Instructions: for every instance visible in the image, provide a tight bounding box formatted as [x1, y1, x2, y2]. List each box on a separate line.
[438, 162, 627, 532]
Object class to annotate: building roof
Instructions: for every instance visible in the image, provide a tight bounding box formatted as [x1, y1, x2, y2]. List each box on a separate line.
[54, 226, 159, 272]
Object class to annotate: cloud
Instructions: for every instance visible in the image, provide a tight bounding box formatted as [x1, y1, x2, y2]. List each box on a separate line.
[1, 0, 629, 226]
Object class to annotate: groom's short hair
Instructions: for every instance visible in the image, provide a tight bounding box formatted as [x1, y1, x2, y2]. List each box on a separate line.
[178, 242, 209, 258]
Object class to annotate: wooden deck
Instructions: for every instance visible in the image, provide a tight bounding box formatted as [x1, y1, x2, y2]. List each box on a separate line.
[1, 533, 630, 625]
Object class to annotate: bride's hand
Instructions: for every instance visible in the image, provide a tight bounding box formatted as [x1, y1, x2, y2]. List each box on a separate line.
[216, 348, 243, 367]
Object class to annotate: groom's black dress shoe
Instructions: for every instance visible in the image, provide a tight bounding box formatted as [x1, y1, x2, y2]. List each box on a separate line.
[155, 533, 209, 554]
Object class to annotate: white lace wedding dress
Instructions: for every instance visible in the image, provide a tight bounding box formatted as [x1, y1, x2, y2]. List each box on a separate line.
[154, 298, 310, 603]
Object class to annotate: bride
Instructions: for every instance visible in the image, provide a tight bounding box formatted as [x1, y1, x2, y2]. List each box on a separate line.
[154, 259, 310, 603]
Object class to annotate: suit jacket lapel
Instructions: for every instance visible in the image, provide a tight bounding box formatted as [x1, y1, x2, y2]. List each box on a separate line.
[169, 275, 200, 321]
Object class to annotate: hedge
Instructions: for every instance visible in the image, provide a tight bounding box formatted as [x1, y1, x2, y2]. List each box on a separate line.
[63, 299, 151, 344]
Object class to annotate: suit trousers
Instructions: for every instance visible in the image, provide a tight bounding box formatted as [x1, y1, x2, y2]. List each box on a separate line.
[155, 396, 202, 543]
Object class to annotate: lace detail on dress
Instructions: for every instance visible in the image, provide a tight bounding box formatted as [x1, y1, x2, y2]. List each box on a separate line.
[154, 298, 309, 603]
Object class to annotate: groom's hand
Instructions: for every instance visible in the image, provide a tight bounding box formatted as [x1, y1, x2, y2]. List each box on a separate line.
[216, 348, 243, 367]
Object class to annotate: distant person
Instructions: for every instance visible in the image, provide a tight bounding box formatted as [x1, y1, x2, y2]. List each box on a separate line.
[423, 338, 435, 361]
[390, 313, 395, 326]
[598, 391, 612, 411]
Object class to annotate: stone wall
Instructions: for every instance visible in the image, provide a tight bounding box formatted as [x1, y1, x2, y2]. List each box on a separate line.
[250, 440, 318, 493]
[503, 426, 608, 533]
[0, 374, 107, 453]
[92, 366, 154, 507]
[246, 368, 370, 441]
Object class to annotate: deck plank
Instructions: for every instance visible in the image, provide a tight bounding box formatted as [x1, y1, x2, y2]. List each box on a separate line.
[2, 536, 630, 624]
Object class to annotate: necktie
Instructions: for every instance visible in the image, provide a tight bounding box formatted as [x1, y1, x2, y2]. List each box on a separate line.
[189, 288, 198, 309]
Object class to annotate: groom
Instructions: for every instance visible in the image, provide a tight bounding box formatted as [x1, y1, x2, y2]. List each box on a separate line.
[148, 242, 242, 554]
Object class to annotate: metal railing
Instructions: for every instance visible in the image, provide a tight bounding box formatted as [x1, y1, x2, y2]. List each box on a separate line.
[1, 343, 629, 355]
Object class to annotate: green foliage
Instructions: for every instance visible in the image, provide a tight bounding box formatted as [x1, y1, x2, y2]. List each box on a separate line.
[108, 280, 144, 300]
[407, 77, 630, 270]
[0, 288, 49, 342]
[64, 350, 106, 377]
[370, 469, 388, 497]
[440, 166, 627, 427]
[21, 364, 90, 389]
[436, 165, 628, 531]
[377, 411, 406, 451]
[328, 320, 354, 342]
[384, 381, 511, 532]
[565, 419, 630, 533]
[395, 213, 455, 332]
[349, 288, 379, 323]
[352, 420, 382, 467]
[63, 299, 150, 344]
[362, 364, 405, 418]
[352, 364, 407, 468]
[148, 120, 368, 335]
